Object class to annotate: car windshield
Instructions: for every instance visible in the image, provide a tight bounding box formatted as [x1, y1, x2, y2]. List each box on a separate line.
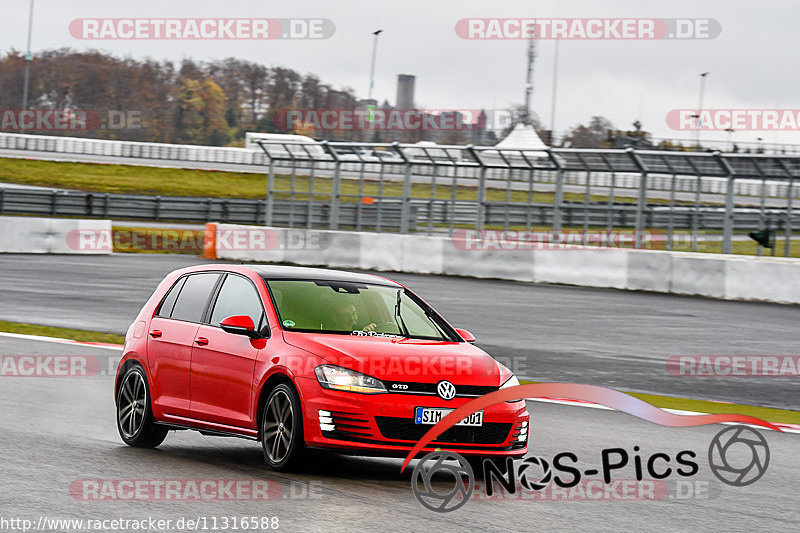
[265, 279, 455, 341]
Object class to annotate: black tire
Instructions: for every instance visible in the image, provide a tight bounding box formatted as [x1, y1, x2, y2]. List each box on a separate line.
[116, 364, 168, 448]
[260, 382, 304, 471]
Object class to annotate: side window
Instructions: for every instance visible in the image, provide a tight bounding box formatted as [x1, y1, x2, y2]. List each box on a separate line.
[210, 274, 266, 328]
[156, 276, 186, 318]
[170, 273, 220, 323]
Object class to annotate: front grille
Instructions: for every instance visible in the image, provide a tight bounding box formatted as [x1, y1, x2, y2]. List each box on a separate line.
[329, 411, 375, 439]
[375, 417, 511, 445]
[384, 381, 499, 398]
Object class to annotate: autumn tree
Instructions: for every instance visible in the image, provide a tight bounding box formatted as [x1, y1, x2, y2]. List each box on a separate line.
[562, 116, 615, 148]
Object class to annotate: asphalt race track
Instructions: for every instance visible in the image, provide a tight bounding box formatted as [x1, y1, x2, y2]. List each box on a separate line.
[1, 254, 798, 532]
[0, 335, 797, 532]
[1, 253, 798, 409]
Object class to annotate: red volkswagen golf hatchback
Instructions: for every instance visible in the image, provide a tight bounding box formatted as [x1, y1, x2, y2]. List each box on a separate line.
[115, 265, 529, 470]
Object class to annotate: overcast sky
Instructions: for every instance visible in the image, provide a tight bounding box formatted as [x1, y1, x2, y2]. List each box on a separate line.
[2, 0, 799, 145]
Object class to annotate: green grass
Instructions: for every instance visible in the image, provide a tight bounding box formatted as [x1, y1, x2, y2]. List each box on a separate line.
[0, 156, 642, 204]
[670, 237, 800, 258]
[0, 156, 754, 208]
[519, 379, 800, 425]
[628, 391, 800, 426]
[0, 320, 125, 344]
[112, 226, 205, 255]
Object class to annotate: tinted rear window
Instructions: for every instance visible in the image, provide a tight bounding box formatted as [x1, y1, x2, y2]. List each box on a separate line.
[156, 276, 186, 318]
[169, 273, 220, 323]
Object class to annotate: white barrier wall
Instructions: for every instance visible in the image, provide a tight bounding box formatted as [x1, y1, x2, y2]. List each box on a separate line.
[211, 223, 800, 305]
[0, 216, 112, 254]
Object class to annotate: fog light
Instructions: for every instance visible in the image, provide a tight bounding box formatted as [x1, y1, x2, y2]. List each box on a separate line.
[318, 410, 335, 432]
[521, 421, 528, 428]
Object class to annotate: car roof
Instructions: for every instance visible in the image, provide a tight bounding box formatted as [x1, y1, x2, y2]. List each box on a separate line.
[244, 264, 400, 287]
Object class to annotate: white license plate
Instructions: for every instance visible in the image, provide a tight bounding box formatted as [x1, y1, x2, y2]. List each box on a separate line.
[414, 407, 483, 426]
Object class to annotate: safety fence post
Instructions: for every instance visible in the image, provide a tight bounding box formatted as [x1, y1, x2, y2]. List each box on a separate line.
[393, 142, 413, 234]
[547, 149, 565, 236]
[715, 152, 736, 254]
[627, 148, 649, 249]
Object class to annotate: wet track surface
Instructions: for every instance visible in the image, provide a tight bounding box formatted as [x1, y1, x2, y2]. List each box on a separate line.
[1, 253, 798, 409]
[1, 335, 797, 532]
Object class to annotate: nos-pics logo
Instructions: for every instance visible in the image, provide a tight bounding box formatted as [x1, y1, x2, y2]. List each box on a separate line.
[411, 425, 770, 512]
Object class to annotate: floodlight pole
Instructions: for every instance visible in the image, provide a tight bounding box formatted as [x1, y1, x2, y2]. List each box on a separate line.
[695, 72, 709, 149]
[21, 0, 35, 133]
[367, 30, 382, 102]
[549, 39, 560, 146]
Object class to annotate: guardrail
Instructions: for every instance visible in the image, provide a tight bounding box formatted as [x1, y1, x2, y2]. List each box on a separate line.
[0, 189, 417, 232]
[0, 132, 270, 166]
[1, 132, 798, 255]
[1, 185, 797, 249]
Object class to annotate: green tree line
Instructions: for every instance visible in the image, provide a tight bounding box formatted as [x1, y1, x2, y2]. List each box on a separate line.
[0, 49, 360, 145]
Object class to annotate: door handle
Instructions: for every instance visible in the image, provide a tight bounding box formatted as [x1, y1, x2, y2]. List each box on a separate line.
[194, 337, 209, 346]
[149, 330, 162, 338]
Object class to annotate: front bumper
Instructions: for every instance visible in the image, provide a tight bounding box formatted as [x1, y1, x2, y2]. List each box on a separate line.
[296, 377, 529, 458]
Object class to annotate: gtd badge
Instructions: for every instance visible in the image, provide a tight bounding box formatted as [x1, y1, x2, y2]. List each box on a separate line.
[437, 380, 456, 400]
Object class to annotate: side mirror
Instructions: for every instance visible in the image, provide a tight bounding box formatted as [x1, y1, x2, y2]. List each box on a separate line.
[455, 328, 476, 343]
[220, 315, 260, 338]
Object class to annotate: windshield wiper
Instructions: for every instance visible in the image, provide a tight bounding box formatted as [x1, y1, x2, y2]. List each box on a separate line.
[395, 289, 410, 338]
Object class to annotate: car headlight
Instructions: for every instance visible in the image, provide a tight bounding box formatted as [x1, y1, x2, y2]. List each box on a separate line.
[315, 365, 387, 394]
[501, 375, 522, 402]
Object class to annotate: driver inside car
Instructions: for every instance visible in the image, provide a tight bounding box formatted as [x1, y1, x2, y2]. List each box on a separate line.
[330, 300, 378, 332]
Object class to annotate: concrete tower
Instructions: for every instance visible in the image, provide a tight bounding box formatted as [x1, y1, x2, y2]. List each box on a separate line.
[396, 74, 416, 109]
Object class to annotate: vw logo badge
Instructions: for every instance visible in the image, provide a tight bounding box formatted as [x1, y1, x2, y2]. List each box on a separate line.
[436, 380, 456, 400]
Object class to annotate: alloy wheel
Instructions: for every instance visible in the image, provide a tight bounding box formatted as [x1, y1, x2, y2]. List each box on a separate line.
[263, 390, 295, 463]
[118, 371, 147, 439]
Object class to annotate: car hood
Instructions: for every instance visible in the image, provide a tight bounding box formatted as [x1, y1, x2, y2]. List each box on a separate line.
[282, 331, 507, 386]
